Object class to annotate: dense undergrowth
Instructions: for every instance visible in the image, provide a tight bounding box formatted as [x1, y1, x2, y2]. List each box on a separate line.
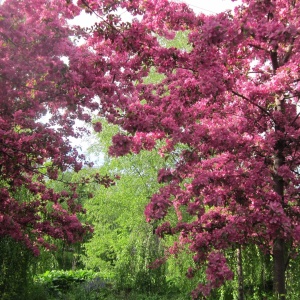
[23, 269, 190, 300]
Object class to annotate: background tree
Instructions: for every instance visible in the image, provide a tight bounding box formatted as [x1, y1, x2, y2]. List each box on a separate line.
[81, 120, 167, 293]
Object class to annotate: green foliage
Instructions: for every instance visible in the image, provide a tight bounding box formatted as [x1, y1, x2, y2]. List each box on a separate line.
[43, 170, 94, 272]
[164, 246, 203, 294]
[81, 120, 167, 292]
[241, 245, 273, 299]
[0, 237, 35, 300]
[94, 291, 191, 300]
[286, 251, 300, 300]
[35, 269, 105, 297]
[158, 31, 192, 51]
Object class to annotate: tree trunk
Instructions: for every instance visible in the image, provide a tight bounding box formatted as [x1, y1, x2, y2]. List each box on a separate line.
[273, 238, 286, 300]
[236, 245, 244, 300]
[273, 151, 286, 299]
[272, 92, 286, 299]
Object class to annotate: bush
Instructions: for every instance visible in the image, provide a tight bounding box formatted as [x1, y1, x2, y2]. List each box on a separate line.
[35, 269, 106, 297]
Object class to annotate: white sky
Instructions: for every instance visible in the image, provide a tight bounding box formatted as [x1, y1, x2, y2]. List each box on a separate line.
[175, 0, 241, 14]
[70, 0, 241, 27]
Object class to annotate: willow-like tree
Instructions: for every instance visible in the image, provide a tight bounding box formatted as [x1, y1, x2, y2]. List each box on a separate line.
[74, 0, 300, 299]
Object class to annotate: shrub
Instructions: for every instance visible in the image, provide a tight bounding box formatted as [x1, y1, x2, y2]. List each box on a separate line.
[35, 269, 105, 296]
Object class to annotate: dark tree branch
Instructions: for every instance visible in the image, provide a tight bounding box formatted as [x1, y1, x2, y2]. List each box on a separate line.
[231, 90, 272, 117]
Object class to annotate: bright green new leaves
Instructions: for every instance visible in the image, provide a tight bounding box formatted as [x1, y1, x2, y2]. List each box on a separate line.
[82, 121, 167, 291]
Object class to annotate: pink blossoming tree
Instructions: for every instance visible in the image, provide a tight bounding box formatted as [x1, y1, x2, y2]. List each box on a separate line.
[76, 0, 300, 298]
[0, 0, 112, 255]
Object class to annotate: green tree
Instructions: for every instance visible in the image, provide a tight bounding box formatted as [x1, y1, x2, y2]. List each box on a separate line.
[82, 121, 167, 293]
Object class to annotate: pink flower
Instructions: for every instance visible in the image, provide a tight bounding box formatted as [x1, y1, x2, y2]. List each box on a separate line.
[93, 121, 102, 133]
